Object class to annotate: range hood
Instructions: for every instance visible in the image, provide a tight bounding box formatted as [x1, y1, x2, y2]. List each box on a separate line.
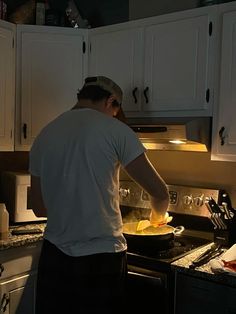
[127, 117, 212, 152]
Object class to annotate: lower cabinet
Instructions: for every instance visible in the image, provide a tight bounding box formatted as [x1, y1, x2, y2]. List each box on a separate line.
[0, 242, 42, 314]
[0, 271, 37, 314]
[175, 272, 236, 314]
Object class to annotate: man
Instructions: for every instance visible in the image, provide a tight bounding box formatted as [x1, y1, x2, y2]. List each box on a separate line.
[30, 76, 169, 314]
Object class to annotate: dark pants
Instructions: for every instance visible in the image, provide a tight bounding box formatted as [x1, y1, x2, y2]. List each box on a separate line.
[35, 239, 127, 314]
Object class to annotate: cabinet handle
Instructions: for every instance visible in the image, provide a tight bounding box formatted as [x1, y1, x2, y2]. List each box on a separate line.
[0, 264, 4, 277]
[143, 87, 149, 103]
[0, 293, 9, 312]
[132, 87, 138, 103]
[219, 126, 225, 146]
[23, 123, 27, 139]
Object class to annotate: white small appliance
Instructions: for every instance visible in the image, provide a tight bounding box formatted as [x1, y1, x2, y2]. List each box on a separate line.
[1, 171, 46, 223]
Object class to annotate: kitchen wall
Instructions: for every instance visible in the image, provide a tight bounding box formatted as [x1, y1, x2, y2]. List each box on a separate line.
[120, 150, 236, 207]
[129, 0, 199, 20]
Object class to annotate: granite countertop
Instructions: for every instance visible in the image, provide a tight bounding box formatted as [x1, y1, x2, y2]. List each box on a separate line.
[171, 242, 236, 287]
[2, 223, 236, 288]
[0, 223, 46, 251]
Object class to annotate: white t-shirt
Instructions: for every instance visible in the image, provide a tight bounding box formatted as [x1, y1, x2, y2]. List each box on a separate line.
[29, 108, 146, 256]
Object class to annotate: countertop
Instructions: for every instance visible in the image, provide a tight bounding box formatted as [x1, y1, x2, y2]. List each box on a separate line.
[0, 223, 46, 250]
[171, 242, 236, 287]
[1, 223, 236, 287]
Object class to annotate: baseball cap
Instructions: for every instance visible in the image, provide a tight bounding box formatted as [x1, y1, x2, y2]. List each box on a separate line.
[83, 76, 123, 105]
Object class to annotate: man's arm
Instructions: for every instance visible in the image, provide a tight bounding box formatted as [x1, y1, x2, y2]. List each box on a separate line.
[124, 153, 169, 225]
[31, 175, 47, 218]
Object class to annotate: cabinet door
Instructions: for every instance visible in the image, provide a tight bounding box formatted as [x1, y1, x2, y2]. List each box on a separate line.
[144, 13, 213, 115]
[0, 272, 37, 314]
[211, 11, 236, 162]
[0, 21, 15, 151]
[89, 28, 143, 113]
[175, 273, 227, 314]
[16, 26, 87, 150]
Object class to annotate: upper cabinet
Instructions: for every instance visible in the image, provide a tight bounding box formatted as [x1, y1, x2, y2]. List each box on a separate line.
[89, 6, 217, 118]
[211, 2, 236, 162]
[15, 25, 88, 151]
[0, 20, 15, 151]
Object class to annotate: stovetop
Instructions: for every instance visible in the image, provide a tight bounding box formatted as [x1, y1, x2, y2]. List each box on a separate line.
[126, 233, 211, 263]
[120, 179, 219, 270]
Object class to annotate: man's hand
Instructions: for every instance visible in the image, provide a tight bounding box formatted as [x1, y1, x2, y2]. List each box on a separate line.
[149, 211, 172, 227]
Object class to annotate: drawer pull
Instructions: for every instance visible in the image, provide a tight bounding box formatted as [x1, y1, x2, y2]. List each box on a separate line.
[0, 293, 9, 312]
[0, 264, 4, 277]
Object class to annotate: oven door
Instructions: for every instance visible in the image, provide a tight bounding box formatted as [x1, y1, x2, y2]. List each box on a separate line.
[126, 265, 169, 314]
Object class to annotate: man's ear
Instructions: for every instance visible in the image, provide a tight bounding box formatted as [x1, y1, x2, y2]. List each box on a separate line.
[105, 95, 116, 108]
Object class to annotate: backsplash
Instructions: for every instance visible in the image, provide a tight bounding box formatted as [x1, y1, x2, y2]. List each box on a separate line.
[120, 150, 236, 208]
[1, 151, 236, 207]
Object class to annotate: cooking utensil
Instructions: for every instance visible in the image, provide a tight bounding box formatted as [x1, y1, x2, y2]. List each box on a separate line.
[123, 221, 184, 250]
[189, 243, 224, 269]
[206, 197, 228, 230]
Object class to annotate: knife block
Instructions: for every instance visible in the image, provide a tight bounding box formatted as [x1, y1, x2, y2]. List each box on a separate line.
[214, 220, 236, 247]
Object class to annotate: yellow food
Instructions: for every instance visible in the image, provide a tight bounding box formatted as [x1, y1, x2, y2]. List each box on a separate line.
[136, 220, 151, 231]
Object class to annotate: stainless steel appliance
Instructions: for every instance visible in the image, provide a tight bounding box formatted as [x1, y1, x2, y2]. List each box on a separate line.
[126, 117, 211, 152]
[0, 171, 46, 223]
[119, 180, 225, 314]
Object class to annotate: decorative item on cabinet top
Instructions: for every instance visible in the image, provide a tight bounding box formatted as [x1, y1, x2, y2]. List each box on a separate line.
[126, 117, 212, 152]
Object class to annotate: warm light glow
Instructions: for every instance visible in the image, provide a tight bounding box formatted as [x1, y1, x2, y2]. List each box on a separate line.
[169, 140, 186, 144]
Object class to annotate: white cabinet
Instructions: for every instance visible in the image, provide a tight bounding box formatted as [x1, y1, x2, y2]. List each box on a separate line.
[89, 27, 144, 112]
[0, 242, 42, 314]
[0, 20, 15, 151]
[15, 25, 88, 151]
[89, 6, 216, 118]
[211, 3, 236, 162]
[0, 272, 37, 314]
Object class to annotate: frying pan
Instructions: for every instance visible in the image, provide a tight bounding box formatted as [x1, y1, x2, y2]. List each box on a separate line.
[123, 221, 184, 249]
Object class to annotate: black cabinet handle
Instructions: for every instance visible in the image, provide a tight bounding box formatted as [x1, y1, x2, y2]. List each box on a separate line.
[23, 123, 27, 139]
[0, 264, 4, 277]
[219, 126, 225, 146]
[143, 87, 149, 103]
[0, 293, 9, 312]
[132, 87, 138, 103]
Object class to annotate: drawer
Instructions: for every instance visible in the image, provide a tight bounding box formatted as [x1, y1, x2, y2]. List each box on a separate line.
[0, 242, 42, 280]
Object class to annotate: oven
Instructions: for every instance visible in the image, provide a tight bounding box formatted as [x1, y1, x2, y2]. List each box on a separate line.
[126, 265, 169, 313]
[119, 180, 223, 314]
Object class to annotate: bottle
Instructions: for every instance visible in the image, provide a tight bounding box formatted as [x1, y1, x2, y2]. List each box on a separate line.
[35, 1, 45, 25]
[0, 203, 9, 240]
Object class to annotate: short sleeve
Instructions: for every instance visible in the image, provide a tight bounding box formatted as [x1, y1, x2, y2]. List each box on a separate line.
[113, 122, 146, 167]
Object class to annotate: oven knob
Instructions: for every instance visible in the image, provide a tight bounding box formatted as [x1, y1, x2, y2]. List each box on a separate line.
[183, 195, 193, 205]
[119, 188, 130, 198]
[194, 196, 204, 207]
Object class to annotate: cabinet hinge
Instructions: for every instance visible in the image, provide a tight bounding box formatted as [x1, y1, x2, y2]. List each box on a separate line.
[83, 41, 86, 53]
[209, 22, 213, 36]
[206, 89, 210, 103]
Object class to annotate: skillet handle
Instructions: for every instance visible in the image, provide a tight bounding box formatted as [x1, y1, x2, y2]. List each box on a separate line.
[173, 226, 185, 235]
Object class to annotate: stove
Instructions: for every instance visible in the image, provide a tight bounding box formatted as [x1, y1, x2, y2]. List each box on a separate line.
[119, 180, 219, 264]
[119, 179, 219, 314]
